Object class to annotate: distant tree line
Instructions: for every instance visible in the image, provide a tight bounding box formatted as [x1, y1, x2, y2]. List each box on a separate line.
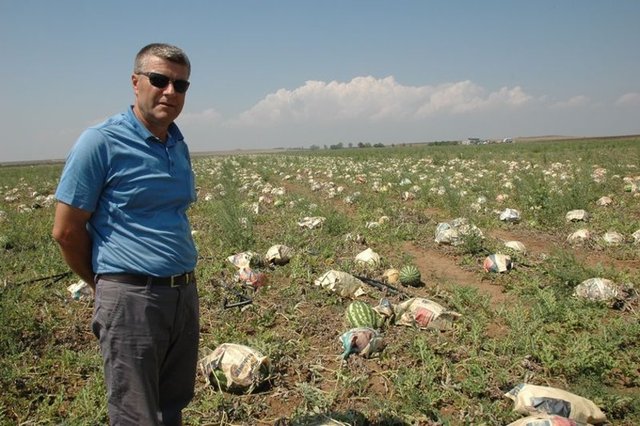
[308, 142, 387, 150]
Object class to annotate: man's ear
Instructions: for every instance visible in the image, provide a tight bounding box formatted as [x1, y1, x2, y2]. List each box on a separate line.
[131, 74, 140, 94]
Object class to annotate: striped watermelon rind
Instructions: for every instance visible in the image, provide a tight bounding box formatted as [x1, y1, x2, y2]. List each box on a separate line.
[399, 265, 421, 286]
[345, 301, 381, 329]
[210, 369, 228, 389]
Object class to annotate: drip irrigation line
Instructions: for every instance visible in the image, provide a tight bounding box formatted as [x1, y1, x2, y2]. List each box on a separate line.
[12, 271, 72, 286]
[209, 278, 254, 309]
[354, 275, 411, 300]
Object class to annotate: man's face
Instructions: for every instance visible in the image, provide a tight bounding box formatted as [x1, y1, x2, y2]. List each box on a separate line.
[132, 55, 190, 136]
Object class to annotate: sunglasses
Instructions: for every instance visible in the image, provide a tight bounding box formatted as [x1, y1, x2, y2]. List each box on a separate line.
[137, 72, 190, 94]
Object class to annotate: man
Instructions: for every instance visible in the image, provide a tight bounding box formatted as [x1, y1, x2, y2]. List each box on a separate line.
[52, 43, 199, 425]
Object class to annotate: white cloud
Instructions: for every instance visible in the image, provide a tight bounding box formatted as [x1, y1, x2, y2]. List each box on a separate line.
[179, 108, 222, 125]
[487, 86, 532, 106]
[550, 95, 591, 109]
[615, 92, 640, 106]
[232, 76, 533, 127]
[179, 78, 639, 154]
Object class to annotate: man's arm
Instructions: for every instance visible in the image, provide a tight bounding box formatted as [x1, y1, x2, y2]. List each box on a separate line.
[52, 202, 95, 290]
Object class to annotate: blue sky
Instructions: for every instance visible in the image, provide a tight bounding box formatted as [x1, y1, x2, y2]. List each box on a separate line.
[1, 0, 639, 162]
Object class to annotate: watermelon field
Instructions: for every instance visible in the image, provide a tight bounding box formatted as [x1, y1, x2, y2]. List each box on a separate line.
[1, 136, 639, 425]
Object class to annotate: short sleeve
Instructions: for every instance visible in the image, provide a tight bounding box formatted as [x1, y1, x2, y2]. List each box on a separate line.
[55, 128, 109, 212]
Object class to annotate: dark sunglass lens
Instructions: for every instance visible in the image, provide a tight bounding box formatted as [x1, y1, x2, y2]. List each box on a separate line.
[173, 80, 190, 93]
[143, 72, 189, 93]
[148, 73, 170, 89]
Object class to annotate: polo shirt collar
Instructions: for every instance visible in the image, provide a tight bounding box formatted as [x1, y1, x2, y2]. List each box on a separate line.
[125, 106, 184, 147]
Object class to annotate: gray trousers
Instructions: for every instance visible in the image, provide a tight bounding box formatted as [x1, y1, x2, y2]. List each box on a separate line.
[92, 277, 200, 426]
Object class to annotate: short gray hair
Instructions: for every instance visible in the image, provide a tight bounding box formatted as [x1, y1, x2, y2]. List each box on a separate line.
[134, 43, 191, 76]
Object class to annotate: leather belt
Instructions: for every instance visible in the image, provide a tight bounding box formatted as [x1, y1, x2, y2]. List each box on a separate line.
[97, 271, 195, 287]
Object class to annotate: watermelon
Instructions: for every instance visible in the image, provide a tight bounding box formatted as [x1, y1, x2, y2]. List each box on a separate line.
[210, 369, 228, 389]
[399, 265, 421, 286]
[345, 300, 382, 329]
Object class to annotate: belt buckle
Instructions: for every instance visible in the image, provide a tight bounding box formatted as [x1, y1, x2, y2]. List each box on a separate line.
[170, 274, 181, 288]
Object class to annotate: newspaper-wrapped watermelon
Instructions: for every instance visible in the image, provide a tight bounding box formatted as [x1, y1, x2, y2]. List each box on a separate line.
[355, 247, 381, 266]
[504, 240, 526, 254]
[227, 251, 264, 269]
[566, 209, 589, 222]
[393, 297, 461, 330]
[199, 343, 271, 394]
[434, 217, 484, 246]
[314, 270, 367, 298]
[499, 208, 521, 223]
[504, 383, 607, 425]
[265, 244, 293, 266]
[574, 278, 619, 302]
[483, 253, 513, 273]
[237, 267, 267, 289]
[567, 229, 591, 244]
[339, 327, 384, 360]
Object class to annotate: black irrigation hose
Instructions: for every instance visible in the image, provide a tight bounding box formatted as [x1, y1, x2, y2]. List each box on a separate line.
[208, 277, 254, 309]
[11, 271, 72, 286]
[354, 275, 411, 300]
[221, 282, 253, 309]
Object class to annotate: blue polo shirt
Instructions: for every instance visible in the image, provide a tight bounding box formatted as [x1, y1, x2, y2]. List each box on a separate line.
[55, 106, 197, 276]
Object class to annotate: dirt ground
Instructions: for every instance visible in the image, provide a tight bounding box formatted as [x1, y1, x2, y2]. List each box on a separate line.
[187, 168, 640, 425]
[192, 212, 640, 425]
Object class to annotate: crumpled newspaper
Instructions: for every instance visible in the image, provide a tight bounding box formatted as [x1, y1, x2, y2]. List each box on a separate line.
[499, 208, 521, 223]
[434, 217, 484, 246]
[227, 251, 267, 288]
[298, 216, 326, 229]
[237, 267, 267, 289]
[265, 244, 293, 266]
[596, 196, 612, 206]
[574, 278, 619, 302]
[504, 240, 527, 254]
[393, 297, 461, 330]
[483, 253, 513, 273]
[227, 251, 263, 269]
[566, 209, 589, 222]
[602, 231, 624, 246]
[339, 327, 384, 359]
[504, 383, 607, 425]
[314, 270, 367, 298]
[567, 229, 591, 244]
[355, 247, 381, 266]
[199, 343, 271, 394]
[67, 280, 92, 300]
